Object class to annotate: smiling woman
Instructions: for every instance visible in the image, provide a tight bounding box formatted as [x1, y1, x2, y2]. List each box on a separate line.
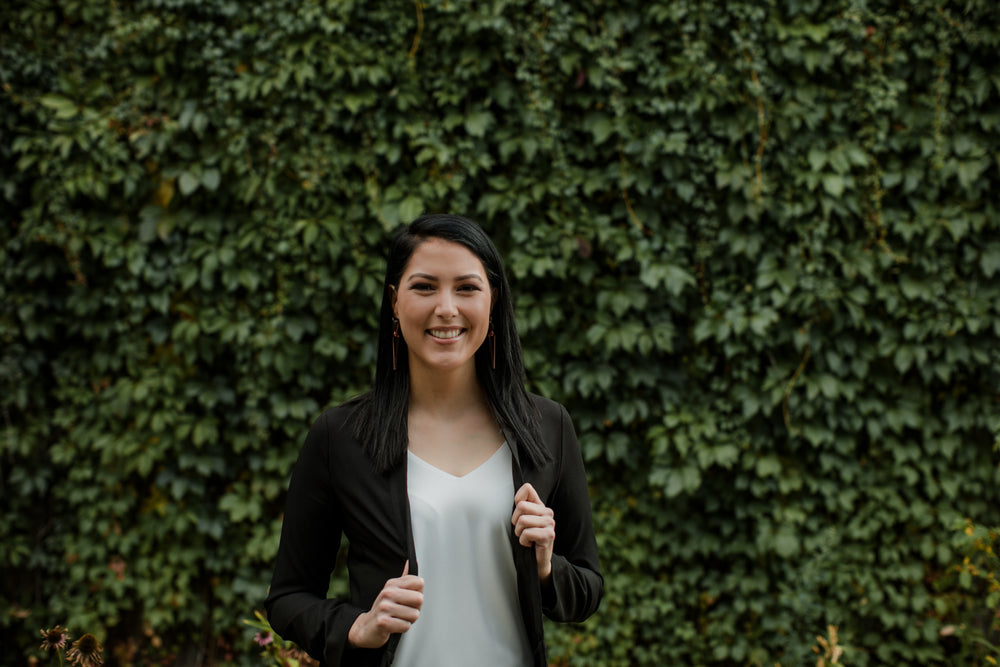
[390, 238, 495, 378]
[265, 214, 603, 667]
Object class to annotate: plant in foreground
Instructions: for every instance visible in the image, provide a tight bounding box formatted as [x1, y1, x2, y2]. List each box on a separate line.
[65, 634, 104, 667]
[38, 627, 104, 666]
[812, 625, 843, 667]
[244, 610, 318, 667]
[939, 520, 1000, 664]
[40, 626, 71, 654]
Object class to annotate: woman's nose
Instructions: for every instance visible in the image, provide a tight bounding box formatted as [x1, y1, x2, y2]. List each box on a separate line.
[434, 291, 458, 317]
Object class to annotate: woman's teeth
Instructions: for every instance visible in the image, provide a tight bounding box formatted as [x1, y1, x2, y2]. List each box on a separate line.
[429, 329, 463, 339]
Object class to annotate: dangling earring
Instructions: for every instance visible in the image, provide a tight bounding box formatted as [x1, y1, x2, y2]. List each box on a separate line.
[488, 318, 496, 370]
[392, 318, 400, 371]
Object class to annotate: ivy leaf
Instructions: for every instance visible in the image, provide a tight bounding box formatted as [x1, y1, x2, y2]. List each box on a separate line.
[39, 94, 78, 119]
[980, 243, 1000, 277]
[957, 159, 989, 191]
[822, 174, 846, 196]
[773, 527, 801, 557]
[587, 113, 614, 144]
[201, 168, 221, 191]
[639, 263, 695, 297]
[179, 171, 200, 196]
[398, 195, 423, 223]
[659, 466, 701, 498]
[464, 111, 493, 138]
[807, 146, 827, 171]
[756, 456, 782, 478]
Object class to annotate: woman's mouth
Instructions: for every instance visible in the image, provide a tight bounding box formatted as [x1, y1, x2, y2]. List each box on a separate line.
[428, 328, 465, 340]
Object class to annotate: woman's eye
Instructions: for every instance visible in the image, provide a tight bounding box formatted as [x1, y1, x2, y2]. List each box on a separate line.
[411, 283, 434, 291]
[458, 284, 481, 292]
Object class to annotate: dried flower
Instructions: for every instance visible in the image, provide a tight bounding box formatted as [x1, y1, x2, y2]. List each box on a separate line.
[66, 633, 103, 667]
[39, 626, 71, 652]
[813, 624, 843, 667]
[281, 646, 319, 666]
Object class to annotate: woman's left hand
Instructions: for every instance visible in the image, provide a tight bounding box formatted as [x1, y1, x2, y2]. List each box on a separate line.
[512, 483, 556, 583]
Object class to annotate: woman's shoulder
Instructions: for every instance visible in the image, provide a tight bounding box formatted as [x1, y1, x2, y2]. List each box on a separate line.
[303, 400, 368, 457]
[525, 393, 576, 451]
[309, 401, 359, 431]
[526, 392, 570, 422]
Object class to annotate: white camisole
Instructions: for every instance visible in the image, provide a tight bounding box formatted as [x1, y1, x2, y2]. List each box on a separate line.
[393, 444, 533, 667]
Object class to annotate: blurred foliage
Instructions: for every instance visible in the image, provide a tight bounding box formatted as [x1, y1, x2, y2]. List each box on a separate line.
[2, 0, 999, 665]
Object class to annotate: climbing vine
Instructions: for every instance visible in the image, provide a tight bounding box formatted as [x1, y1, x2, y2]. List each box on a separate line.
[2, 0, 999, 664]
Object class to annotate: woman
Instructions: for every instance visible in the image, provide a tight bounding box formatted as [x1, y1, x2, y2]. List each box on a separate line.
[266, 214, 602, 666]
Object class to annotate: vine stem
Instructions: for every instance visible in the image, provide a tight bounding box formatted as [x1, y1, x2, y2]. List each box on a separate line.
[745, 54, 768, 202]
[408, 1, 424, 59]
[619, 145, 645, 233]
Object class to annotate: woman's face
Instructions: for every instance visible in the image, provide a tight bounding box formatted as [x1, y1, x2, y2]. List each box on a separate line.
[391, 238, 494, 376]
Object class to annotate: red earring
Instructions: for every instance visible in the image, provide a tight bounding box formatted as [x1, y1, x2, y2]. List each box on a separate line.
[489, 318, 496, 370]
[392, 318, 400, 371]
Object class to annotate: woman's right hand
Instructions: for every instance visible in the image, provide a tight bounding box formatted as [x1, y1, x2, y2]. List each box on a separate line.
[347, 561, 424, 649]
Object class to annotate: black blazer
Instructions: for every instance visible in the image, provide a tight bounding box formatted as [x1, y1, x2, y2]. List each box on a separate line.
[265, 394, 603, 666]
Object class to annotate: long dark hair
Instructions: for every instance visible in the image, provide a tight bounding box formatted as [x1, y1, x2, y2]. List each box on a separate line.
[348, 214, 549, 473]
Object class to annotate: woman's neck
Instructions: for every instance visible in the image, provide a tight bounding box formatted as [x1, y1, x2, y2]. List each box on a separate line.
[405, 361, 502, 473]
[407, 362, 488, 418]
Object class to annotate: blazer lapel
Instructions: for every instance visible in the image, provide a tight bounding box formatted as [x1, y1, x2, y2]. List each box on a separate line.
[502, 427, 546, 664]
[381, 457, 417, 666]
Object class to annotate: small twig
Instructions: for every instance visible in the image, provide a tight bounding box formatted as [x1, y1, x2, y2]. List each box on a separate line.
[364, 168, 389, 230]
[783, 343, 810, 435]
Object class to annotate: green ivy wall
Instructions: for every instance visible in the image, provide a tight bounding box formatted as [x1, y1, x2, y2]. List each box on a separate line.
[2, 0, 999, 665]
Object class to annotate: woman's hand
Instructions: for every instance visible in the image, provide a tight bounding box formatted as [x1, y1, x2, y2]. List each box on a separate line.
[512, 483, 556, 583]
[347, 561, 424, 649]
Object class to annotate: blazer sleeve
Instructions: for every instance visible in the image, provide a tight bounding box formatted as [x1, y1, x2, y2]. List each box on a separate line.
[541, 403, 604, 622]
[265, 411, 367, 666]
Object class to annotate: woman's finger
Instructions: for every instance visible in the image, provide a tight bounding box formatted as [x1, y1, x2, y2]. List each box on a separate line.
[514, 511, 555, 534]
[512, 499, 553, 527]
[517, 523, 556, 545]
[374, 597, 423, 622]
[514, 482, 542, 505]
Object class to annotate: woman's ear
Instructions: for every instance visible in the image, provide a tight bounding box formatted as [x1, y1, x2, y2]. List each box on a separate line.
[491, 288, 498, 312]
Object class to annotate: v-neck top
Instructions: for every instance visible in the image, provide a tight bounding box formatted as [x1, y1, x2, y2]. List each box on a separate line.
[393, 444, 533, 667]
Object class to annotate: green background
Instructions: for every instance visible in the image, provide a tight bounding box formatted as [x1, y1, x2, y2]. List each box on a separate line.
[2, 0, 999, 665]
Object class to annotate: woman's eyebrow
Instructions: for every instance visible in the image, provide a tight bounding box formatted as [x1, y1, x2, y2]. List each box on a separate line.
[406, 272, 484, 282]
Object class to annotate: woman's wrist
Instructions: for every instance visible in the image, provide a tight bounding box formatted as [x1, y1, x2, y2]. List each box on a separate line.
[347, 611, 368, 648]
